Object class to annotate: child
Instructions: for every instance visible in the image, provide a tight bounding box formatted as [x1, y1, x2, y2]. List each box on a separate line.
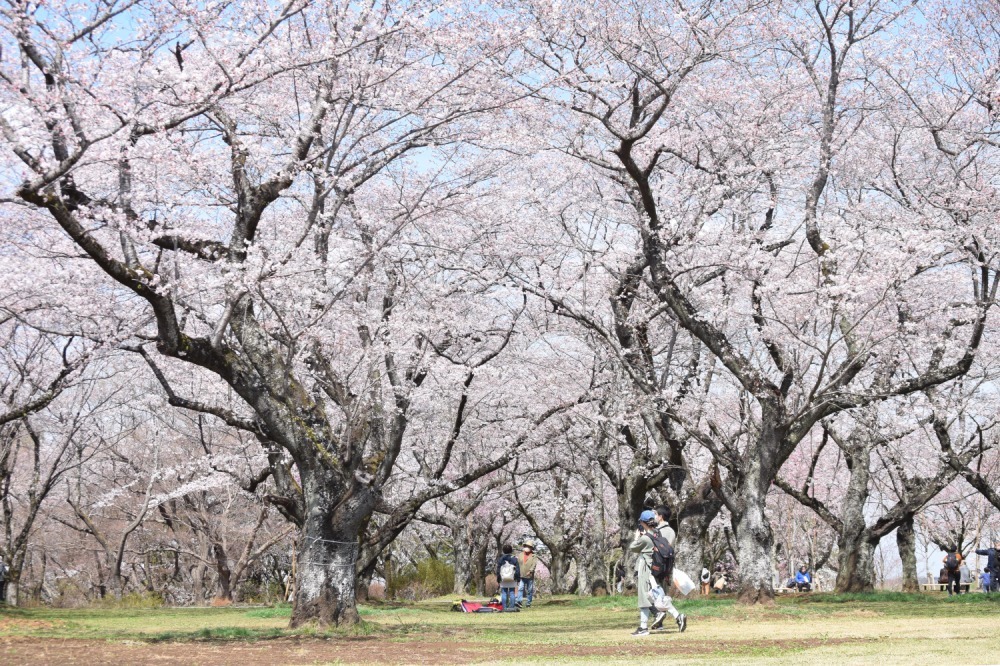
[496, 544, 520, 611]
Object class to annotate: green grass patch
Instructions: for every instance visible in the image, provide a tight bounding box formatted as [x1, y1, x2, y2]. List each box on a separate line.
[243, 605, 292, 619]
[2, 591, 1000, 664]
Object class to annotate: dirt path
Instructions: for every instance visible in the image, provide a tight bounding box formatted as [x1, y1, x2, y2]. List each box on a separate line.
[0, 635, 878, 665]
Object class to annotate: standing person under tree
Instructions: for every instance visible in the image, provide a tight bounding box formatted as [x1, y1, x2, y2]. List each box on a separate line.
[517, 540, 538, 608]
[496, 545, 521, 612]
[975, 542, 1000, 593]
[943, 549, 964, 596]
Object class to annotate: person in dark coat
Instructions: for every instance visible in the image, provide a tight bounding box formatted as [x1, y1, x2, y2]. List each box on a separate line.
[496, 544, 521, 611]
[975, 542, 1000, 593]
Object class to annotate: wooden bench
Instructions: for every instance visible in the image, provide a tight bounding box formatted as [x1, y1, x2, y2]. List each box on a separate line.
[920, 583, 971, 592]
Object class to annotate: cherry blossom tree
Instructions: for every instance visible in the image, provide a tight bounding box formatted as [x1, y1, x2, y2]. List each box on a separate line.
[497, 0, 999, 603]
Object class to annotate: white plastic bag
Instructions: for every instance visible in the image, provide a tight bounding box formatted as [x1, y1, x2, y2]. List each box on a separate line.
[648, 583, 671, 611]
[672, 568, 697, 596]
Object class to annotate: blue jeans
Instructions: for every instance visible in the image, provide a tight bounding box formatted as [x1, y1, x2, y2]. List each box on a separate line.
[500, 586, 516, 610]
[517, 578, 535, 606]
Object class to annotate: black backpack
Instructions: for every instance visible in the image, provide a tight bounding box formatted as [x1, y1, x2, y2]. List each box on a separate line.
[945, 553, 960, 571]
[649, 532, 675, 585]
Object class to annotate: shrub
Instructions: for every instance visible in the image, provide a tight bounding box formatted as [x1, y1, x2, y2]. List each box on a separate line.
[389, 558, 454, 601]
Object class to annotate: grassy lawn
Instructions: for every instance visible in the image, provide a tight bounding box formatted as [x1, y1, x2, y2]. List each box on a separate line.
[1, 593, 999, 664]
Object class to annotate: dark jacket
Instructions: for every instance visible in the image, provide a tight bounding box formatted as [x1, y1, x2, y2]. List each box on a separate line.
[496, 554, 521, 589]
[975, 548, 1000, 572]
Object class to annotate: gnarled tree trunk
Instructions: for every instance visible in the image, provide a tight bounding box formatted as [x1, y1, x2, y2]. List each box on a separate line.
[289, 467, 375, 628]
[896, 516, 919, 593]
[732, 482, 775, 604]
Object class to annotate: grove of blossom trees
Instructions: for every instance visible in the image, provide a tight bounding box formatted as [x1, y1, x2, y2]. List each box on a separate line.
[2, 0, 1000, 625]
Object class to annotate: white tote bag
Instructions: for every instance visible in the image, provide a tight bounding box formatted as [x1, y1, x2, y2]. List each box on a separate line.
[672, 569, 697, 596]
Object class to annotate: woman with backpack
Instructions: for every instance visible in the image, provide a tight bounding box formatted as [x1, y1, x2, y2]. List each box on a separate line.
[628, 510, 686, 636]
[496, 544, 520, 612]
[943, 549, 964, 596]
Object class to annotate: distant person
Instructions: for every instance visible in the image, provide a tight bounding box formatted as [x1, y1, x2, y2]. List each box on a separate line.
[795, 565, 812, 592]
[517, 539, 538, 608]
[943, 549, 964, 596]
[980, 570, 992, 593]
[0, 557, 7, 603]
[959, 561, 972, 593]
[496, 544, 520, 611]
[975, 541, 1000, 593]
[712, 564, 727, 594]
[700, 567, 711, 596]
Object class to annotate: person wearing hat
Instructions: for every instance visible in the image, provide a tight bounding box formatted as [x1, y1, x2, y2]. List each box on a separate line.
[517, 539, 539, 608]
[627, 510, 686, 636]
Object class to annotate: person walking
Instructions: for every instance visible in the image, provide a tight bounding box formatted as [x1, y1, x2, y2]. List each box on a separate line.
[496, 544, 520, 611]
[943, 549, 964, 596]
[628, 511, 658, 636]
[629, 510, 686, 636]
[653, 505, 675, 545]
[517, 539, 538, 608]
[974, 542, 1000, 593]
[648, 504, 686, 631]
[795, 565, 812, 592]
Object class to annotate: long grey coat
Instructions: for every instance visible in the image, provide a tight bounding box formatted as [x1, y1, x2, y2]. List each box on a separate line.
[628, 532, 654, 608]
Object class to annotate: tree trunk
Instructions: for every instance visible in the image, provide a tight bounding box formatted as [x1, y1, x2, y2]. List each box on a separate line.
[575, 537, 609, 595]
[835, 535, 877, 593]
[472, 540, 488, 596]
[4, 570, 19, 607]
[212, 542, 233, 601]
[834, 442, 875, 593]
[547, 547, 574, 594]
[288, 468, 374, 628]
[675, 496, 723, 580]
[730, 432, 780, 606]
[896, 516, 919, 593]
[451, 521, 474, 595]
[732, 486, 775, 603]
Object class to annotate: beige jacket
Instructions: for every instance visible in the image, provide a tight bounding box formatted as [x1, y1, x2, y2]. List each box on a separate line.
[519, 552, 538, 579]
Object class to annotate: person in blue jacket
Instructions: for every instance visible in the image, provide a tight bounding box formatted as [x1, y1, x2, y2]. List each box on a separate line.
[975, 542, 1000, 593]
[795, 565, 812, 592]
[496, 544, 521, 611]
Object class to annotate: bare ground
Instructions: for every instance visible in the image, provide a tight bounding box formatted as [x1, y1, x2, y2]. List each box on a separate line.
[0, 634, 884, 665]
